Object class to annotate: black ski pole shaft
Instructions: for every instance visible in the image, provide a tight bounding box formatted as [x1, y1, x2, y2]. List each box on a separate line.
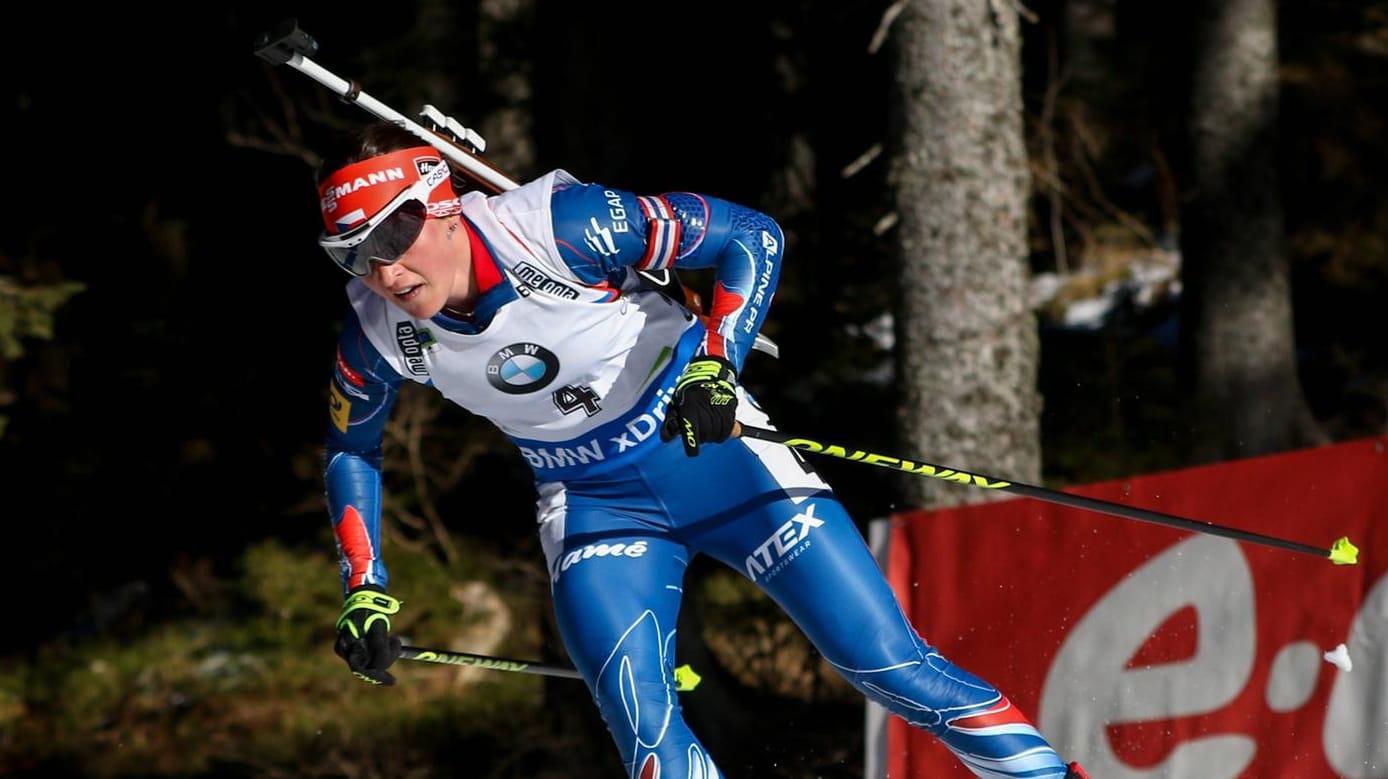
[733, 423, 1359, 565]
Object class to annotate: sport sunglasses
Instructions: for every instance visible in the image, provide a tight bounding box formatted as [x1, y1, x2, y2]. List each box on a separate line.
[318, 159, 454, 277]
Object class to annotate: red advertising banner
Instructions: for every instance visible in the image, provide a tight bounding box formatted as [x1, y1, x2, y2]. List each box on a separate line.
[884, 436, 1388, 778]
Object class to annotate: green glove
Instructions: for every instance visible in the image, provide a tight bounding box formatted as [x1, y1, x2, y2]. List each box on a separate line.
[660, 355, 738, 457]
[334, 585, 403, 685]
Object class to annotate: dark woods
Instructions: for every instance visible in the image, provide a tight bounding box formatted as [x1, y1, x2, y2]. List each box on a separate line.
[2, 2, 1386, 777]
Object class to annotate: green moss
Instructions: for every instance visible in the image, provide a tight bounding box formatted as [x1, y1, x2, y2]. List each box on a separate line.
[2, 534, 572, 778]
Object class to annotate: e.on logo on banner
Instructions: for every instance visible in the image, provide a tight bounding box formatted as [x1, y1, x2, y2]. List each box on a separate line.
[1039, 534, 1386, 778]
[884, 437, 1388, 779]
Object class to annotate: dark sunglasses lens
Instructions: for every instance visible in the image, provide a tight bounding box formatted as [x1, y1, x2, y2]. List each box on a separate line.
[362, 201, 427, 266]
[323, 244, 370, 277]
[321, 201, 429, 277]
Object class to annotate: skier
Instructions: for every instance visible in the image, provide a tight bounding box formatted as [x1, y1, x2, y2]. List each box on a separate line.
[317, 118, 1090, 779]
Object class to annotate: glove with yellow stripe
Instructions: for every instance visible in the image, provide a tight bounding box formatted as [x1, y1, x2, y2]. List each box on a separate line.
[334, 584, 404, 685]
[661, 355, 739, 457]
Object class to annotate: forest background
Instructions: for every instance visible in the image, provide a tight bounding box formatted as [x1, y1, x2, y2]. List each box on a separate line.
[2, 1, 1386, 777]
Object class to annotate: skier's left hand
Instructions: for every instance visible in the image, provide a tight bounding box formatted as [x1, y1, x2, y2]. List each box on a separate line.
[661, 355, 738, 457]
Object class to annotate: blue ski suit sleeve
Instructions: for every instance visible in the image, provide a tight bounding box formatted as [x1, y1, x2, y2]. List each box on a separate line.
[323, 308, 404, 595]
[550, 184, 783, 372]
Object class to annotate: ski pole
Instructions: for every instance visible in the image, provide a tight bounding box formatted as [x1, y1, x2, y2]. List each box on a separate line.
[400, 645, 703, 691]
[733, 423, 1360, 566]
[251, 18, 520, 194]
[399, 646, 579, 678]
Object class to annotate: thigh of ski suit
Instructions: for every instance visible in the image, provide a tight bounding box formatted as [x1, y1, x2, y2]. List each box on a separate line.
[682, 436, 1068, 777]
[543, 470, 718, 779]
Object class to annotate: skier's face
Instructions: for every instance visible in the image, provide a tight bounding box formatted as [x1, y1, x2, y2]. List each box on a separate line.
[362, 215, 475, 319]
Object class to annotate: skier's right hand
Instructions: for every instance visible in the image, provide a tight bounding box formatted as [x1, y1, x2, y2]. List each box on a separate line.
[334, 584, 403, 685]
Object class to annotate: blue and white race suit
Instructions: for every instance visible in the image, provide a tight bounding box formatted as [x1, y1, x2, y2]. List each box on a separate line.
[323, 169, 1069, 778]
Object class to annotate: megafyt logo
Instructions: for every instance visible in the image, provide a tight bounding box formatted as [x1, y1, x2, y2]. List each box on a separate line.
[487, 342, 559, 394]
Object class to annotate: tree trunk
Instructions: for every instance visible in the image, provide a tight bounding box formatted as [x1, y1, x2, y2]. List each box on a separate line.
[1180, 0, 1326, 462]
[886, 0, 1042, 510]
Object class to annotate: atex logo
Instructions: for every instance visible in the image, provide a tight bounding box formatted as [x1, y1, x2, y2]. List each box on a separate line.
[745, 503, 825, 581]
[395, 322, 435, 376]
[486, 342, 560, 394]
[553, 540, 648, 581]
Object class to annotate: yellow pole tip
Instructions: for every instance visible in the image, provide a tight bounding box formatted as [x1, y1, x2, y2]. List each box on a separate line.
[674, 664, 702, 692]
[1328, 536, 1359, 566]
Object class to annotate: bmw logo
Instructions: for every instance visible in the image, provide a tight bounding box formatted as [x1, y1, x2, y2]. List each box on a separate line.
[486, 342, 560, 394]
